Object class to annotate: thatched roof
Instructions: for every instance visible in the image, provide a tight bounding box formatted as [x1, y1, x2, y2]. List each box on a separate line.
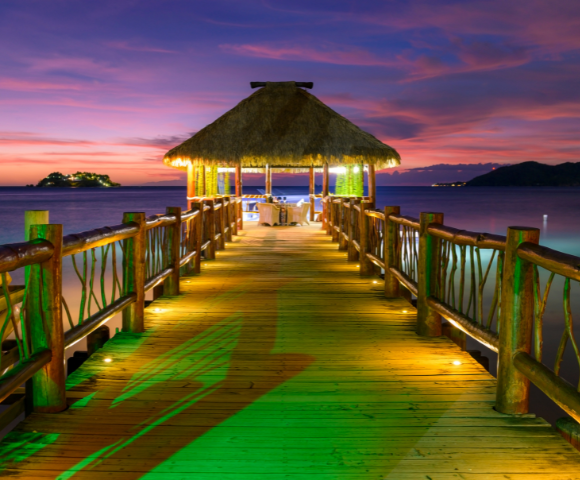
[164, 81, 401, 171]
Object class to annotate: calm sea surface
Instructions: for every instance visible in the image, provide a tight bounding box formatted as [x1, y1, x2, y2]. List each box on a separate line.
[1, 185, 579, 424]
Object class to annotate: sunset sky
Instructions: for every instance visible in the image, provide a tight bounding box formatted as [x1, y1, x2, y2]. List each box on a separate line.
[1, 0, 579, 186]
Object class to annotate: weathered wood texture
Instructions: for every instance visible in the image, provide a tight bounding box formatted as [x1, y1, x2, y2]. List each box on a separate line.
[0, 223, 579, 478]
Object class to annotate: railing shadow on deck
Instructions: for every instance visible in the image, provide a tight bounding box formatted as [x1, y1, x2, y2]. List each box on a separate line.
[322, 195, 580, 445]
[4, 293, 314, 477]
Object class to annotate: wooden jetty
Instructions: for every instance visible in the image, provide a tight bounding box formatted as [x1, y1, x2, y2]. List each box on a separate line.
[1, 196, 580, 478]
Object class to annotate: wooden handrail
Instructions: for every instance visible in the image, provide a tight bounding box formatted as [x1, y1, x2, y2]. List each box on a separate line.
[517, 242, 580, 281]
[180, 249, 197, 267]
[0, 349, 52, 404]
[144, 267, 174, 292]
[145, 213, 177, 230]
[514, 352, 580, 423]
[64, 294, 136, 349]
[426, 296, 499, 352]
[428, 224, 507, 251]
[180, 209, 199, 222]
[62, 223, 139, 257]
[0, 239, 54, 273]
[365, 210, 385, 220]
[388, 214, 420, 229]
[366, 252, 385, 270]
[389, 267, 418, 296]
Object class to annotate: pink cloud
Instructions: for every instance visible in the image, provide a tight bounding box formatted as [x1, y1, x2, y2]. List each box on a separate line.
[221, 42, 394, 67]
[105, 41, 177, 54]
[0, 78, 83, 92]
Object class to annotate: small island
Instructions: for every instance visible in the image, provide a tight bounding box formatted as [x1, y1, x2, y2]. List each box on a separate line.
[33, 172, 121, 188]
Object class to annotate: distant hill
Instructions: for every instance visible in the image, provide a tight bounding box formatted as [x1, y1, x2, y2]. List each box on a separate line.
[466, 162, 580, 186]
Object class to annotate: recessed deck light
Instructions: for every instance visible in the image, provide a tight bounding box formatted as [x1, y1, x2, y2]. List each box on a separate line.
[104, 358, 112, 363]
[452, 360, 462, 366]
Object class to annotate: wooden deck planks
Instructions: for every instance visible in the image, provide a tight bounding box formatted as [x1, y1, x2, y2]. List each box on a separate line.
[1, 222, 580, 479]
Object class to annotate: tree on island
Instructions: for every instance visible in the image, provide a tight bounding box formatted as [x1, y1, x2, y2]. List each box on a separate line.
[36, 172, 120, 187]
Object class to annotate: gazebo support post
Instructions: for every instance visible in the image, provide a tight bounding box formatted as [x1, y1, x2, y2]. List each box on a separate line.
[368, 164, 376, 203]
[187, 163, 196, 210]
[265, 165, 272, 195]
[235, 165, 242, 197]
[309, 167, 315, 222]
[322, 164, 330, 230]
[202, 166, 206, 196]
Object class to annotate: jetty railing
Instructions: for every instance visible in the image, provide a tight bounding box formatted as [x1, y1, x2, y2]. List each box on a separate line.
[325, 199, 580, 426]
[0, 196, 242, 417]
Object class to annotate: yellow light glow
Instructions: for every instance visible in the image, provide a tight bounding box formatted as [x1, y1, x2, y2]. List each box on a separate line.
[104, 358, 112, 363]
[452, 360, 462, 366]
[373, 280, 378, 284]
[153, 308, 163, 313]
[357, 265, 360, 268]
[402, 310, 408, 313]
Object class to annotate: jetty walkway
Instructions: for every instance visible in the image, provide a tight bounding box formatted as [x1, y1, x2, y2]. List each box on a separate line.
[1, 223, 579, 479]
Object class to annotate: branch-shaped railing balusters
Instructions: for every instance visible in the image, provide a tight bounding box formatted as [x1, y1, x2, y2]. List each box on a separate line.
[0, 196, 243, 414]
[324, 202, 580, 431]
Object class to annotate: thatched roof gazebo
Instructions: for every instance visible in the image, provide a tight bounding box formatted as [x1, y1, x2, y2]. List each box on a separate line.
[163, 81, 400, 204]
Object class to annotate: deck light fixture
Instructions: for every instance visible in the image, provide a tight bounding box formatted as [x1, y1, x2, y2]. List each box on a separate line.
[452, 360, 462, 366]
[104, 358, 112, 363]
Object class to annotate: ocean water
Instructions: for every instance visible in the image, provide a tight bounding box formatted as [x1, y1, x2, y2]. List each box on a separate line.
[1, 185, 579, 425]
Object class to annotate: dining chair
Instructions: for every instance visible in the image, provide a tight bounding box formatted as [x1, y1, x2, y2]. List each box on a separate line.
[289, 203, 310, 226]
[257, 203, 280, 226]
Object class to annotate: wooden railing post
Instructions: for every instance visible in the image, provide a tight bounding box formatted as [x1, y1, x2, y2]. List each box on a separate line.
[216, 198, 225, 250]
[206, 199, 216, 259]
[224, 196, 233, 242]
[496, 227, 539, 414]
[359, 203, 374, 276]
[164, 207, 181, 296]
[191, 201, 203, 273]
[122, 212, 145, 333]
[417, 212, 444, 336]
[331, 201, 339, 243]
[384, 206, 401, 297]
[29, 224, 66, 413]
[228, 197, 238, 236]
[347, 198, 359, 262]
[338, 200, 348, 251]
[238, 198, 244, 231]
[309, 167, 315, 222]
[323, 197, 330, 233]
